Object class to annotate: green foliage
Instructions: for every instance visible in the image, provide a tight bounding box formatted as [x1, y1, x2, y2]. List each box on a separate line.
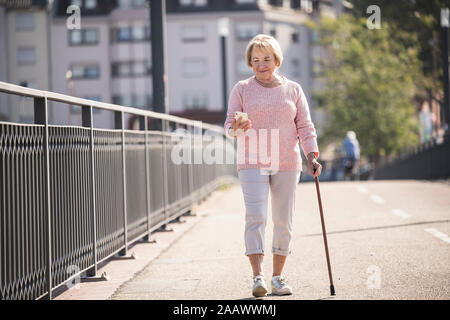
[350, 0, 449, 87]
[313, 14, 423, 162]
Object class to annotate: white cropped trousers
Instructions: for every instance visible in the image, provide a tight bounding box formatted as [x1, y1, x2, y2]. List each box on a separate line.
[238, 169, 301, 256]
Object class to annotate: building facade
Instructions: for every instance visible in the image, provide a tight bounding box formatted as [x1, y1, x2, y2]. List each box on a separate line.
[0, 0, 51, 123]
[48, 0, 341, 128]
[51, 0, 117, 127]
[165, 0, 341, 131]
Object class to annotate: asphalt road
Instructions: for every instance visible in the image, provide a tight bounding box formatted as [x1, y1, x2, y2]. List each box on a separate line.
[110, 179, 450, 300]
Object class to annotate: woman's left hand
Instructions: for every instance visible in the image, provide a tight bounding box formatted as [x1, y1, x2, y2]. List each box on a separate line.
[307, 154, 322, 178]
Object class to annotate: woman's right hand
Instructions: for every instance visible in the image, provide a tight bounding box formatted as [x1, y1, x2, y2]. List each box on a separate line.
[231, 116, 252, 137]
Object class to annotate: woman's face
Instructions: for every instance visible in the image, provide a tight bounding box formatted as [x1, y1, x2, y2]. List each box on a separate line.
[250, 47, 279, 81]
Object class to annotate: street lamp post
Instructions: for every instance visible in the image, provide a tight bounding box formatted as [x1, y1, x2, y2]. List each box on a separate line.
[219, 17, 229, 124]
[150, 0, 168, 116]
[441, 8, 450, 140]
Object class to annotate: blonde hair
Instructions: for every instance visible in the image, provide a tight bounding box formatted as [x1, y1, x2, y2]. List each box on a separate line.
[245, 34, 284, 68]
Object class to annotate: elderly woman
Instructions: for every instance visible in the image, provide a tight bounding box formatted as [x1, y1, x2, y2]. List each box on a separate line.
[224, 34, 322, 297]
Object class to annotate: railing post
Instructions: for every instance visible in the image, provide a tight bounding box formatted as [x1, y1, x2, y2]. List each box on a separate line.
[141, 116, 152, 240]
[175, 123, 182, 208]
[82, 105, 97, 277]
[34, 96, 52, 300]
[115, 111, 128, 256]
[161, 119, 169, 222]
[187, 125, 195, 205]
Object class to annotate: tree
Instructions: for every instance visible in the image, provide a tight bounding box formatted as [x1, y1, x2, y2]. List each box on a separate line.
[312, 14, 423, 164]
[349, 0, 449, 106]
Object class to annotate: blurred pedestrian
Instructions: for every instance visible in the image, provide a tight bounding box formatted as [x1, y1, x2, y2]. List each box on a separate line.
[340, 131, 360, 181]
[224, 34, 321, 297]
[419, 103, 432, 144]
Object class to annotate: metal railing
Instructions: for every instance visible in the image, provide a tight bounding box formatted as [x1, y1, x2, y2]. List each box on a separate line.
[0, 81, 237, 300]
[374, 137, 450, 180]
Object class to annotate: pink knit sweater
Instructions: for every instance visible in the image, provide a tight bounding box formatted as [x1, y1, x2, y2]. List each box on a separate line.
[224, 75, 319, 172]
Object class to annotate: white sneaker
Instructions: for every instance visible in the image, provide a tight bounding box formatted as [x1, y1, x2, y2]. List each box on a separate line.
[252, 275, 268, 297]
[271, 275, 293, 296]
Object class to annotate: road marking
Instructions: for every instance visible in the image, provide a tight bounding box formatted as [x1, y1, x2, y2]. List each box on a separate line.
[392, 209, 410, 219]
[424, 228, 450, 244]
[370, 194, 385, 204]
[356, 186, 369, 194]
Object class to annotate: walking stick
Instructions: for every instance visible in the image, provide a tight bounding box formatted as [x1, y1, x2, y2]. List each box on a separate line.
[313, 172, 336, 296]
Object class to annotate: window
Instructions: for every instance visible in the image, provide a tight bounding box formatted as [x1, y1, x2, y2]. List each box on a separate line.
[112, 61, 151, 77]
[183, 93, 208, 110]
[236, 22, 261, 41]
[71, 66, 85, 78]
[111, 26, 150, 42]
[182, 58, 207, 77]
[70, 30, 82, 44]
[16, 13, 34, 31]
[132, 62, 146, 75]
[17, 47, 36, 64]
[118, 28, 131, 41]
[132, 26, 145, 40]
[117, 63, 131, 76]
[179, 0, 208, 6]
[84, 29, 98, 44]
[69, 29, 99, 45]
[182, 25, 206, 42]
[70, 65, 100, 79]
[85, 29, 98, 43]
[85, 66, 100, 78]
[112, 62, 131, 77]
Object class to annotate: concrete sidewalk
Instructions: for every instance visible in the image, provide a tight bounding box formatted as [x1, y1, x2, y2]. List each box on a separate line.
[110, 180, 339, 300]
[57, 178, 450, 300]
[54, 182, 237, 300]
[110, 179, 450, 300]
